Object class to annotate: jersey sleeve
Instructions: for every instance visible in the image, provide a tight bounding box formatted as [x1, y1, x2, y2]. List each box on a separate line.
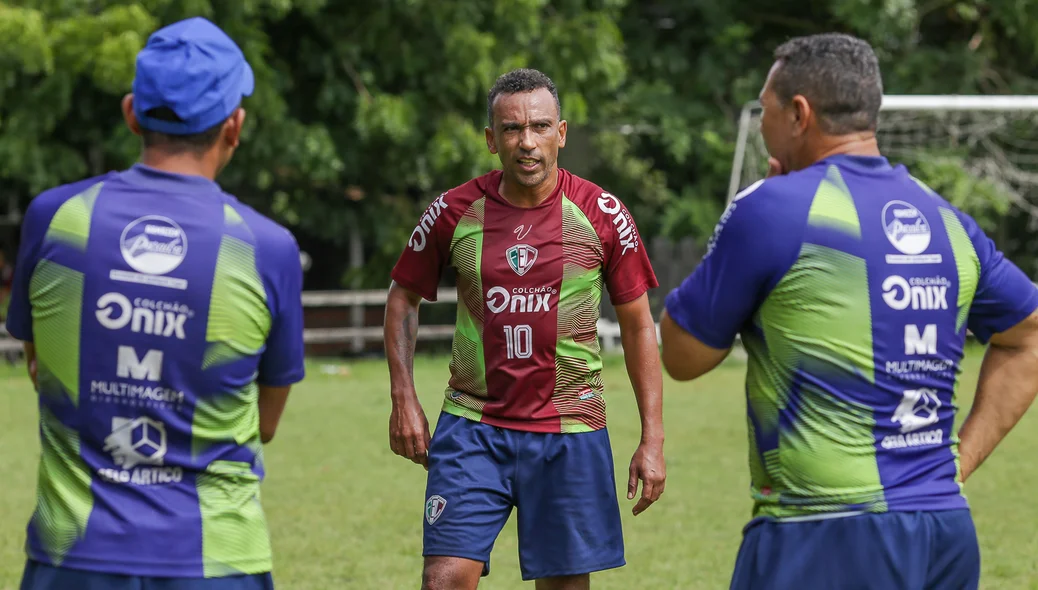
[594, 192, 659, 305]
[956, 209, 1038, 343]
[5, 192, 65, 341]
[256, 227, 306, 387]
[390, 192, 454, 301]
[664, 181, 800, 349]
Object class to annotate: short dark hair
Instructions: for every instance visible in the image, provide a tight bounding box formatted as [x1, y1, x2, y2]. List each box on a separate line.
[139, 107, 226, 153]
[487, 68, 561, 128]
[771, 33, 883, 135]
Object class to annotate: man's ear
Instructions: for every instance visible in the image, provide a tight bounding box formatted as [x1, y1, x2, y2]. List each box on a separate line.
[122, 94, 142, 136]
[790, 95, 812, 137]
[485, 125, 498, 155]
[225, 108, 246, 148]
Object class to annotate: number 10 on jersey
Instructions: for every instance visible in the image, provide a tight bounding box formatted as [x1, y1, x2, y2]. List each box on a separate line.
[504, 325, 533, 359]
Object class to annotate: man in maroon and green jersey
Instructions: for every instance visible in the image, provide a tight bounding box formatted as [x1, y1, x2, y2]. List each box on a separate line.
[384, 69, 667, 590]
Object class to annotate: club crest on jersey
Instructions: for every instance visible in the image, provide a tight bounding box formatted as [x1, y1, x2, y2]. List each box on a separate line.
[507, 244, 538, 276]
[426, 495, 447, 525]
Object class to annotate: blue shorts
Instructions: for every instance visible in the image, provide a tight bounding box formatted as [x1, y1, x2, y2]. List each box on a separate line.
[20, 561, 275, 590]
[730, 510, 980, 590]
[423, 412, 625, 581]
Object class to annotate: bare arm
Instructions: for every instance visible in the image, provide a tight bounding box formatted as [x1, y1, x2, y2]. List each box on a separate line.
[385, 281, 422, 398]
[383, 280, 431, 468]
[258, 385, 291, 443]
[614, 293, 666, 515]
[23, 342, 37, 390]
[616, 294, 664, 443]
[659, 309, 731, 381]
[957, 310, 1038, 482]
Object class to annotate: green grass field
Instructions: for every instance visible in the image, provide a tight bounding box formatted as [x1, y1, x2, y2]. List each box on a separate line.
[2, 344, 1037, 589]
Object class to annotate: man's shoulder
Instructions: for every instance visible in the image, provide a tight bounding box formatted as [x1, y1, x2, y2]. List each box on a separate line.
[727, 169, 827, 222]
[444, 172, 497, 208]
[410, 173, 492, 244]
[28, 173, 115, 213]
[559, 169, 609, 205]
[220, 194, 299, 251]
[557, 169, 635, 225]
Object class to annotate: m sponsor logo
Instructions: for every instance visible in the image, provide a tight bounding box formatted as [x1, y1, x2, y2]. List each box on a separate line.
[882, 201, 942, 264]
[426, 495, 447, 525]
[408, 193, 448, 252]
[117, 346, 164, 381]
[486, 286, 555, 314]
[904, 324, 937, 355]
[597, 192, 639, 256]
[882, 388, 944, 450]
[882, 276, 950, 311]
[113, 216, 189, 289]
[96, 293, 193, 339]
[506, 244, 538, 276]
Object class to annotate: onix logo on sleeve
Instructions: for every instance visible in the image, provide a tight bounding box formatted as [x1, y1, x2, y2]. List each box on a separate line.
[597, 192, 640, 256]
[409, 193, 449, 253]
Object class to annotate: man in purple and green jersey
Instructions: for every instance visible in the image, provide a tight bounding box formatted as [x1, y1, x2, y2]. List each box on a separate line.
[5, 17, 304, 590]
[661, 34, 1038, 590]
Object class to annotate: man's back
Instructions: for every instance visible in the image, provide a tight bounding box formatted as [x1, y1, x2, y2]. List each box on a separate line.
[668, 154, 1038, 520]
[6, 164, 304, 577]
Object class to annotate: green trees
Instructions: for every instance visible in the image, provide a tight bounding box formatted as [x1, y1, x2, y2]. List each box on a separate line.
[3, 0, 1036, 283]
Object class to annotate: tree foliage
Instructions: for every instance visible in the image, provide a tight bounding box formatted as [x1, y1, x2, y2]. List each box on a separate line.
[2, 0, 1037, 285]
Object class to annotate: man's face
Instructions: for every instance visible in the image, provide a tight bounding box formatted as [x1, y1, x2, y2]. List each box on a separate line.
[486, 88, 567, 188]
[758, 61, 799, 172]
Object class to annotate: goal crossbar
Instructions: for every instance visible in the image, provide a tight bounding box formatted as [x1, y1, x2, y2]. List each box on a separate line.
[727, 94, 1038, 201]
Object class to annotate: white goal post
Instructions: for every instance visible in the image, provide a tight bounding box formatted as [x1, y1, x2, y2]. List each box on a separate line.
[727, 95, 1038, 215]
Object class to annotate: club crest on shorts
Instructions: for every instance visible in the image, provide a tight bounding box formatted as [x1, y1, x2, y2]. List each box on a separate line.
[507, 244, 538, 276]
[425, 495, 447, 525]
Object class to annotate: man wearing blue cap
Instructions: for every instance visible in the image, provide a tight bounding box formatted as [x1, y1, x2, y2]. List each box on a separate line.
[7, 17, 304, 590]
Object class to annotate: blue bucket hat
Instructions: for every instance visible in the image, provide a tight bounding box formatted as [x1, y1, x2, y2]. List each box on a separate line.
[132, 17, 255, 135]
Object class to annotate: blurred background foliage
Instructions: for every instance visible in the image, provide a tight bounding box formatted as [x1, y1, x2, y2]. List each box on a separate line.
[3, 0, 1037, 285]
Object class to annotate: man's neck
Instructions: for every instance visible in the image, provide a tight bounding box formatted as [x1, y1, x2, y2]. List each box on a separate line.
[498, 167, 559, 209]
[140, 150, 220, 181]
[801, 133, 881, 169]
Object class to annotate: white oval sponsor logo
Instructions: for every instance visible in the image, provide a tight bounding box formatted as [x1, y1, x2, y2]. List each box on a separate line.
[120, 216, 187, 275]
[882, 201, 931, 255]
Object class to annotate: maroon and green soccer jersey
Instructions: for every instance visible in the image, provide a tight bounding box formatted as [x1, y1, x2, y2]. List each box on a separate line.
[392, 169, 658, 433]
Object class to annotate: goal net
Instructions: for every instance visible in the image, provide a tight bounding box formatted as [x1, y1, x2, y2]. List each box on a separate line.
[727, 95, 1038, 223]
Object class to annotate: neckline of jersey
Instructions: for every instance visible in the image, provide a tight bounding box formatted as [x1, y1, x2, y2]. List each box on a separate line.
[483, 168, 567, 210]
[119, 163, 224, 193]
[816, 153, 895, 174]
